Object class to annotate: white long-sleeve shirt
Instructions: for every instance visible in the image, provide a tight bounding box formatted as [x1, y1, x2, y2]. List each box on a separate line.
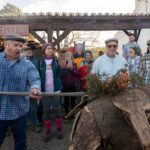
[91, 54, 127, 78]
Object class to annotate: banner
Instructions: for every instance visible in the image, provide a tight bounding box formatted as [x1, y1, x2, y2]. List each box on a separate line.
[0, 24, 29, 36]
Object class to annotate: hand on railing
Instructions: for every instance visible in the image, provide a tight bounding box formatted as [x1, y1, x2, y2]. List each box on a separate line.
[29, 88, 41, 100]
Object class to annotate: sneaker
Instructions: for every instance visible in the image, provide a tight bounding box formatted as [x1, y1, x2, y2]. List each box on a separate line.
[56, 128, 63, 140]
[32, 125, 42, 133]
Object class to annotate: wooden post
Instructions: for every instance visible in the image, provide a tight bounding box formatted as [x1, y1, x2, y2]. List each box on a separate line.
[47, 25, 53, 43]
[56, 30, 60, 50]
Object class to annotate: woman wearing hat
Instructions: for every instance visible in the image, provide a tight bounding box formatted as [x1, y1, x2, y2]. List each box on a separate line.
[128, 47, 141, 75]
[39, 43, 66, 142]
[79, 50, 94, 91]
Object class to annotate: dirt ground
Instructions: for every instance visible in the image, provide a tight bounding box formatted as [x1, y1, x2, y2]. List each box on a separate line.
[2, 120, 73, 150]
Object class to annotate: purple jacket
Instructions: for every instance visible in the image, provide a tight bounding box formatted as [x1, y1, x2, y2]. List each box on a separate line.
[61, 65, 78, 88]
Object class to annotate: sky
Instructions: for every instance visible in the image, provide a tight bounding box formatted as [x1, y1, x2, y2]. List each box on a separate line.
[0, 0, 135, 47]
[0, 0, 135, 14]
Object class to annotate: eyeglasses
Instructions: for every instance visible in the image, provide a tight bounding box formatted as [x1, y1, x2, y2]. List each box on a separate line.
[107, 45, 117, 48]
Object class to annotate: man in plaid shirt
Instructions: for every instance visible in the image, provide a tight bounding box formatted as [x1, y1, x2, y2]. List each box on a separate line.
[0, 34, 41, 150]
[139, 53, 150, 85]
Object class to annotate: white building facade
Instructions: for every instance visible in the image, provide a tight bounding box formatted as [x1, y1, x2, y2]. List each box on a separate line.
[115, 0, 150, 55]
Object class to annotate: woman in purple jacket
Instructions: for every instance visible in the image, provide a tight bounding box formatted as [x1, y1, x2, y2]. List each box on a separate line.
[61, 52, 78, 117]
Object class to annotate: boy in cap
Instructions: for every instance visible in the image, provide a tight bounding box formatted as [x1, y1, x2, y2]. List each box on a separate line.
[122, 33, 141, 60]
[0, 34, 41, 150]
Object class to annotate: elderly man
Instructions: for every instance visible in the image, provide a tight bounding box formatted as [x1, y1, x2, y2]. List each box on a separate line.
[0, 34, 41, 150]
[91, 38, 127, 78]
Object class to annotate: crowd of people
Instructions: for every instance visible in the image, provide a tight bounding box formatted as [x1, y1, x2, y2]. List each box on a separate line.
[0, 33, 150, 150]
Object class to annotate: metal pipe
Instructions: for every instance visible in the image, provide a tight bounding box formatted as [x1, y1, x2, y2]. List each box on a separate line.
[0, 91, 86, 97]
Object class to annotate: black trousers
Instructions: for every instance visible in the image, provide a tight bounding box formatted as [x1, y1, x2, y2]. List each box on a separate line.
[62, 86, 76, 114]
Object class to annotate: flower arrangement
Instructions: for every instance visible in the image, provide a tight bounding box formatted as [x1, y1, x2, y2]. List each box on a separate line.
[86, 69, 144, 97]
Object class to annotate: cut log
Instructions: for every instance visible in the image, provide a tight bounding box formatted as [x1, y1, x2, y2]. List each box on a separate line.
[69, 88, 150, 150]
[113, 89, 150, 150]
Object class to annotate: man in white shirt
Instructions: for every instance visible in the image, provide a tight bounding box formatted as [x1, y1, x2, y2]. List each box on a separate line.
[91, 38, 127, 78]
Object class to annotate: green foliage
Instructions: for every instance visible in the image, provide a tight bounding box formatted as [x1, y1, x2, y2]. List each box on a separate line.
[0, 3, 22, 15]
[86, 69, 144, 97]
[129, 72, 144, 87]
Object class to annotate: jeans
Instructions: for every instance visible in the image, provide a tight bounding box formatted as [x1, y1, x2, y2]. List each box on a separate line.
[0, 113, 28, 150]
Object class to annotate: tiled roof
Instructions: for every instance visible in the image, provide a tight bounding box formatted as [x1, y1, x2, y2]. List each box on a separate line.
[0, 12, 150, 18]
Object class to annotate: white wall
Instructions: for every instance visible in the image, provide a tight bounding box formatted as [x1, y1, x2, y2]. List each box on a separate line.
[137, 29, 150, 54]
[114, 31, 128, 55]
[135, 0, 150, 13]
[115, 0, 150, 55]
[135, 0, 150, 54]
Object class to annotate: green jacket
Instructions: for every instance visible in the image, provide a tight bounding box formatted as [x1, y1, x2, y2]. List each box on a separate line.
[39, 58, 66, 92]
[27, 56, 39, 69]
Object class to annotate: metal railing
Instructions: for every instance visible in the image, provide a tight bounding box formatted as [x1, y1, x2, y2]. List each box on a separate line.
[0, 91, 86, 97]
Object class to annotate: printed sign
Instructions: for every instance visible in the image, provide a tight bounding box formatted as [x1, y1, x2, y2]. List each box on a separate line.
[74, 41, 85, 55]
[0, 24, 29, 36]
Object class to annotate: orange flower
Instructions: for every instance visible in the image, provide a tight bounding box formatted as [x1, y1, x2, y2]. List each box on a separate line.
[117, 71, 129, 89]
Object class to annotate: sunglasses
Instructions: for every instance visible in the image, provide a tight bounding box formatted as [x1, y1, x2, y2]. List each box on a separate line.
[107, 45, 117, 48]
[129, 51, 134, 53]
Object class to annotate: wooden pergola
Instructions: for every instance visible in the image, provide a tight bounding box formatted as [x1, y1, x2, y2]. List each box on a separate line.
[0, 12, 150, 49]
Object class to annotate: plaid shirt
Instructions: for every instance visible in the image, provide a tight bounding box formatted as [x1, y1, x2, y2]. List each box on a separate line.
[139, 54, 150, 85]
[128, 56, 140, 75]
[0, 52, 41, 120]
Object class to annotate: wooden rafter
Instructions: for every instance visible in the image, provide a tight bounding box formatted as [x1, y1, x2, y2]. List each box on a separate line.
[123, 30, 131, 36]
[134, 29, 141, 41]
[52, 27, 72, 47]
[30, 29, 46, 44]
[123, 29, 141, 41]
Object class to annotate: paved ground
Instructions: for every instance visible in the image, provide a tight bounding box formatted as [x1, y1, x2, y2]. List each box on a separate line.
[2, 120, 73, 150]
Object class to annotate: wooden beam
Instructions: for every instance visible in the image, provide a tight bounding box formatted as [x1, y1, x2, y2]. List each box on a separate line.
[136, 29, 141, 41]
[1, 15, 150, 31]
[123, 29, 141, 42]
[53, 27, 72, 47]
[30, 29, 46, 44]
[123, 30, 130, 36]
[134, 29, 141, 42]
[53, 36, 56, 41]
